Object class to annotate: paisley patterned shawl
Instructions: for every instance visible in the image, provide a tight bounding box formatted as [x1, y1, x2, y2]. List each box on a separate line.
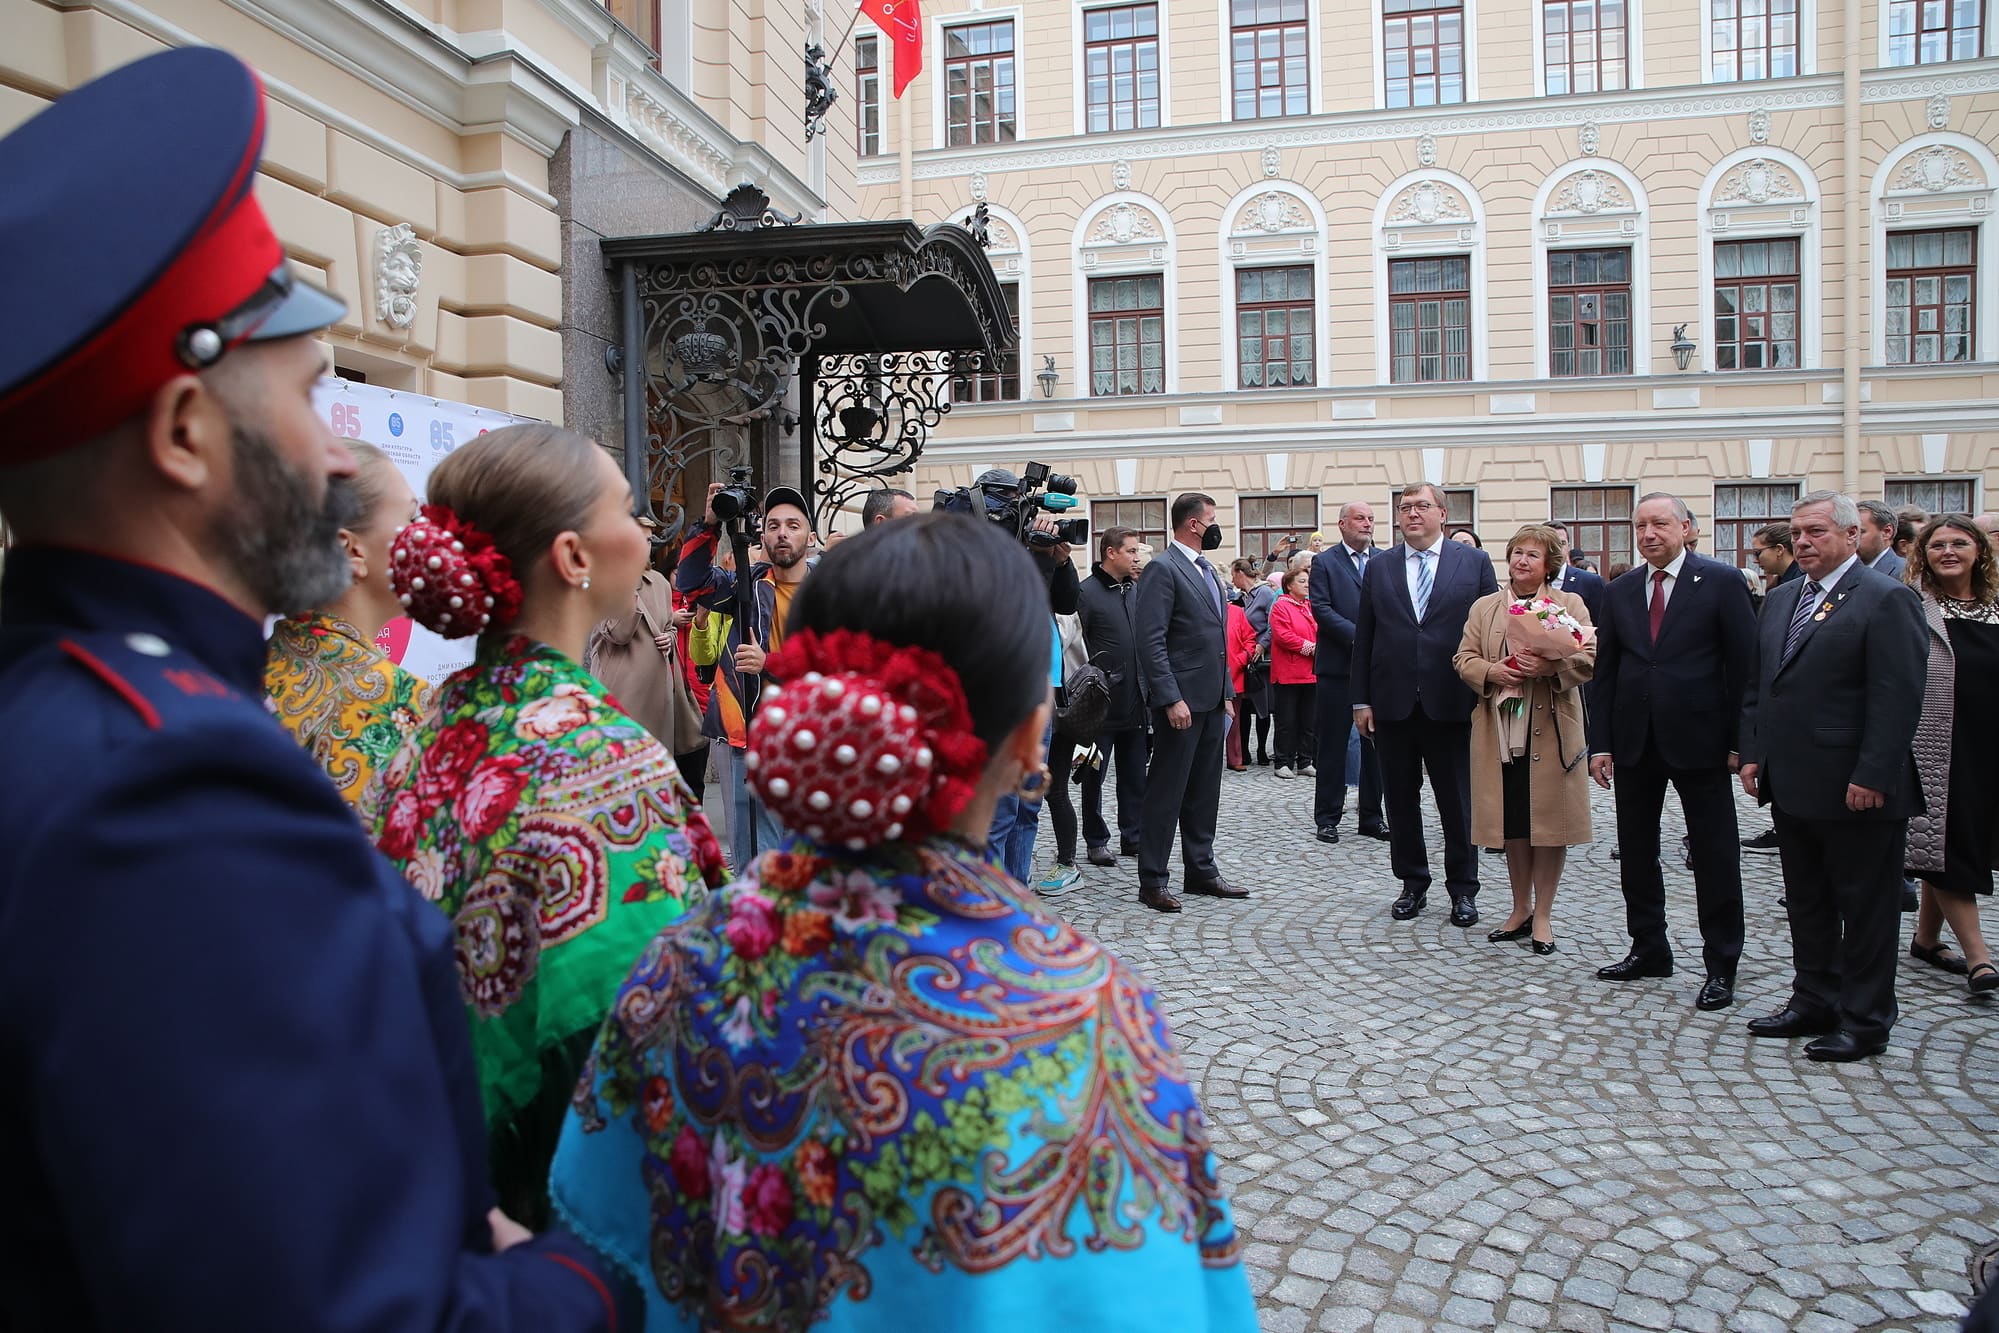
[264, 612, 433, 809]
[549, 839, 1258, 1332]
[365, 634, 728, 1123]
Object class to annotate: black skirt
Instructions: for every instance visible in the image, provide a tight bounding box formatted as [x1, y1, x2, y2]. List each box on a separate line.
[1501, 759, 1532, 843]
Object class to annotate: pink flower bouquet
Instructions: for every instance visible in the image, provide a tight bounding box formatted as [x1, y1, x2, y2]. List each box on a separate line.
[1497, 597, 1595, 705]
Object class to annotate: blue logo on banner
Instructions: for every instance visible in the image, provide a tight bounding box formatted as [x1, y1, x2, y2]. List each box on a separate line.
[388, 413, 405, 437]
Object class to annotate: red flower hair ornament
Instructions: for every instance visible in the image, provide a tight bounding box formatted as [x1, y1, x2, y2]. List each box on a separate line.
[389, 503, 524, 639]
[745, 629, 989, 851]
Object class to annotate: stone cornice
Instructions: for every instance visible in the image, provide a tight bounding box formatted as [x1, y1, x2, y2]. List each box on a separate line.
[857, 61, 1999, 188]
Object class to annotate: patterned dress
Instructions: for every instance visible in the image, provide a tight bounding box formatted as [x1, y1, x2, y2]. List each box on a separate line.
[366, 634, 728, 1221]
[549, 839, 1258, 1332]
[263, 612, 432, 809]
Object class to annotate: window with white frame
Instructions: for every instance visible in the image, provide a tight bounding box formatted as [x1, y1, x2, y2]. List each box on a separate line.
[1886, 477, 1977, 513]
[943, 20, 1017, 147]
[1093, 498, 1169, 552]
[1384, 0, 1466, 107]
[1232, 0, 1311, 119]
[1388, 255, 1472, 383]
[855, 34, 882, 156]
[1548, 247, 1634, 376]
[1084, 4, 1162, 133]
[1543, 0, 1628, 94]
[1236, 266, 1316, 388]
[1885, 228, 1977, 363]
[1714, 238, 1801, 369]
[1714, 481, 1800, 568]
[1886, 0, 1984, 65]
[1710, 0, 1801, 79]
[1551, 485, 1635, 568]
[1089, 274, 1166, 395]
[1239, 494, 1320, 563]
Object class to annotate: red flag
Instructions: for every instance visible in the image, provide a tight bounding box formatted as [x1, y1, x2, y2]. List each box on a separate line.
[860, 0, 923, 97]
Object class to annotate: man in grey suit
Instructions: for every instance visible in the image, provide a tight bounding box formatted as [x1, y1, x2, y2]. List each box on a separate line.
[1353, 483, 1498, 925]
[1856, 499, 1907, 581]
[1739, 491, 1927, 1062]
[1133, 492, 1245, 913]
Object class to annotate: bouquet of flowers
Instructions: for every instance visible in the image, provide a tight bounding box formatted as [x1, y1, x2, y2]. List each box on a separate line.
[1496, 597, 1595, 711]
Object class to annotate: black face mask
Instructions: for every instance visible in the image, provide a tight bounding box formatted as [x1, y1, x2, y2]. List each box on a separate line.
[1200, 521, 1225, 551]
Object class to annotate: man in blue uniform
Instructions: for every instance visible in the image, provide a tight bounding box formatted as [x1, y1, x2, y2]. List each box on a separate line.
[0, 48, 635, 1330]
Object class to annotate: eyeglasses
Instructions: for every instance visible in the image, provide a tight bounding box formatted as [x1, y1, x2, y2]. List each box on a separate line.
[1397, 501, 1440, 515]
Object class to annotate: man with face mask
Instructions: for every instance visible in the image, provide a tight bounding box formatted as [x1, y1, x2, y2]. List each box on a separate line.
[0, 49, 633, 1329]
[1132, 492, 1246, 912]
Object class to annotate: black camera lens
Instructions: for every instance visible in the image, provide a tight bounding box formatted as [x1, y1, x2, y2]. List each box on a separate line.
[712, 484, 753, 522]
[1046, 473, 1079, 496]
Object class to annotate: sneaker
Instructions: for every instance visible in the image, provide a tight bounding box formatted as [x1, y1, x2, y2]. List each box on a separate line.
[1036, 864, 1083, 895]
[1741, 828, 1779, 851]
[1274, 765, 1297, 779]
[1299, 763, 1317, 777]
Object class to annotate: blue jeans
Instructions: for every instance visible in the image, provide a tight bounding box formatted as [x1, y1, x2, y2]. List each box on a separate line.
[987, 721, 1053, 883]
[718, 744, 790, 875]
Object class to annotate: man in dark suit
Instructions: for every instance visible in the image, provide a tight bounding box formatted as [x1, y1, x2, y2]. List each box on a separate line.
[1739, 491, 1927, 1062]
[1133, 493, 1245, 912]
[1855, 500, 1907, 581]
[1546, 521, 1608, 623]
[1589, 492, 1758, 1011]
[1353, 483, 1498, 925]
[1077, 525, 1148, 866]
[1308, 500, 1387, 844]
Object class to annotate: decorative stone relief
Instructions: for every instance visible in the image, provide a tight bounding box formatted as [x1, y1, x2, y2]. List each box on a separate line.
[1088, 201, 1164, 245]
[1416, 133, 1437, 167]
[373, 222, 422, 329]
[1748, 108, 1770, 144]
[1262, 145, 1281, 177]
[1578, 122, 1600, 156]
[1387, 179, 1471, 226]
[1715, 157, 1804, 206]
[1112, 158, 1132, 190]
[984, 217, 1017, 251]
[1236, 190, 1312, 233]
[1548, 168, 1631, 216]
[1927, 93, 1951, 129]
[970, 171, 988, 201]
[1893, 145, 1981, 193]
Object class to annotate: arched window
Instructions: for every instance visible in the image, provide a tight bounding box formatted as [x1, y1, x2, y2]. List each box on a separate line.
[1073, 194, 1177, 395]
[1871, 133, 1999, 365]
[1533, 159, 1650, 377]
[1373, 169, 1487, 384]
[1698, 148, 1821, 371]
[1219, 182, 1327, 389]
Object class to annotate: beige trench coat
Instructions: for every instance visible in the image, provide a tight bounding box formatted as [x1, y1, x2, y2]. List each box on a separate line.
[584, 570, 705, 756]
[1453, 588, 1596, 848]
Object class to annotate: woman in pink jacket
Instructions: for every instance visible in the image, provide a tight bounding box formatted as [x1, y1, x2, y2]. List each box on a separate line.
[1268, 565, 1319, 778]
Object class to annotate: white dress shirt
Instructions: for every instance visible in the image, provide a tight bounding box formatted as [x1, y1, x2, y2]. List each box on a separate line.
[1641, 549, 1690, 610]
[1403, 533, 1444, 608]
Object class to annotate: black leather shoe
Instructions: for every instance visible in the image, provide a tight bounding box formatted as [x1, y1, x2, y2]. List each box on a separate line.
[1805, 1031, 1888, 1062]
[1086, 845, 1118, 867]
[1746, 1007, 1838, 1039]
[1695, 976, 1736, 1011]
[1119, 841, 1141, 857]
[1597, 953, 1675, 982]
[1487, 921, 1532, 942]
[1741, 828, 1780, 851]
[1315, 826, 1341, 845]
[1901, 878, 1920, 913]
[1186, 876, 1249, 899]
[1449, 898, 1479, 928]
[1390, 888, 1427, 920]
[1357, 823, 1390, 841]
[1531, 937, 1557, 955]
[1138, 886, 1182, 913]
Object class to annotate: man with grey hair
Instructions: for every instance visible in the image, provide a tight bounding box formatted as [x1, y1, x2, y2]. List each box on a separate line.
[1308, 499, 1387, 843]
[1738, 490, 1927, 1062]
[1976, 512, 1999, 540]
[1855, 499, 1906, 580]
[1590, 492, 1757, 1011]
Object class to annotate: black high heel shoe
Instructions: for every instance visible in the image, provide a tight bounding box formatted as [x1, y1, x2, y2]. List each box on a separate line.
[1531, 936, 1558, 956]
[1487, 922, 1532, 942]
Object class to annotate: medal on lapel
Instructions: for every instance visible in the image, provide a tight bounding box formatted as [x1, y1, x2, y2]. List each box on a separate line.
[1812, 590, 1846, 622]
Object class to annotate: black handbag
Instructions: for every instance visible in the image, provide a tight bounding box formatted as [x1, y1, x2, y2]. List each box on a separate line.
[1055, 661, 1111, 741]
[1242, 645, 1271, 696]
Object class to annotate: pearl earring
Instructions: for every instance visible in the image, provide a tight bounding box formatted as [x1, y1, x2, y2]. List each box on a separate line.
[581, 577, 591, 591]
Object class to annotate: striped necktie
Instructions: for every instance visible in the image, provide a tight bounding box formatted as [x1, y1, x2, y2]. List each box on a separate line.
[1414, 549, 1435, 621]
[1781, 580, 1822, 662]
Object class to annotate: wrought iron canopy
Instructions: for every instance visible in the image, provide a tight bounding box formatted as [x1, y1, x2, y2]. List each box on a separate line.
[605, 192, 1016, 537]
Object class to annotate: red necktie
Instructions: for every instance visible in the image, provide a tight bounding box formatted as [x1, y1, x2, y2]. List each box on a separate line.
[1648, 568, 1667, 643]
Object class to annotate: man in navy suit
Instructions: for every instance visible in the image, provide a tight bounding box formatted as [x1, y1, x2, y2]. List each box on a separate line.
[1545, 520, 1609, 623]
[1589, 493, 1758, 1011]
[1307, 501, 1387, 844]
[1353, 483, 1498, 924]
[1855, 500, 1907, 581]
[1132, 492, 1246, 912]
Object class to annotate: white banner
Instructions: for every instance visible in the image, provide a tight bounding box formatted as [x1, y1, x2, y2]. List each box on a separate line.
[311, 378, 535, 685]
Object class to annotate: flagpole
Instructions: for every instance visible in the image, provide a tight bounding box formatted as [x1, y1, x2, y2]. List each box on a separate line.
[831, 0, 867, 57]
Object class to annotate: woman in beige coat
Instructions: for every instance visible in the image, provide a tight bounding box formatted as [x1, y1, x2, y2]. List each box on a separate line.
[1453, 526, 1596, 954]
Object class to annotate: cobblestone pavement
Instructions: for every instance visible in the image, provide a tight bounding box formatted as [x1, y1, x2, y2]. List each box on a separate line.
[1036, 761, 1998, 1333]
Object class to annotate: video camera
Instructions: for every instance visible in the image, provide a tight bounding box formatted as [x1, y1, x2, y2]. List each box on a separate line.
[710, 465, 758, 524]
[934, 460, 1089, 550]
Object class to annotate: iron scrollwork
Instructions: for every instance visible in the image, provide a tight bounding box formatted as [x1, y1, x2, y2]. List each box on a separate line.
[810, 350, 982, 525]
[804, 43, 839, 142]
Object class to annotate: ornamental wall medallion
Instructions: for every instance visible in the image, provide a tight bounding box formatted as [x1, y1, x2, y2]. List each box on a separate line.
[1579, 122, 1600, 156]
[1927, 93, 1951, 130]
[1748, 108, 1770, 145]
[1241, 190, 1311, 233]
[1262, 145, 1282, 177]
[1387, 179, 1470, 226]
[1717, 157, 1803, 206]
[970, 171, 989, 201]
[374, 222, 422, 329]
[1089, 201, 1164, 245]
[1112, 158, 1132, 191]
[1416, 133, 1437, 167]
[1894, 145, 1979, 193]
[1551, 168, 1628, 216]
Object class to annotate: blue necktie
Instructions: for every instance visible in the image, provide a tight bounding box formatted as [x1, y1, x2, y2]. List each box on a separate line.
[1202, 559, 1224, 617]
[1782, 580, 1822, 662]
[1414, 549, 1434, 621]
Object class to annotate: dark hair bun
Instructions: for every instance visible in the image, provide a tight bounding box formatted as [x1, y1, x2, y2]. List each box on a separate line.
[389, 503, 523, 639]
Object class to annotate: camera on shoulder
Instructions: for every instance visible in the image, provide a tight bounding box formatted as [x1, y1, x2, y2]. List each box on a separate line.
[933, 460, 1089, 550]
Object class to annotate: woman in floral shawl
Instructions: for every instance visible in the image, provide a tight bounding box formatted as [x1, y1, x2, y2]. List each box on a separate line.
[264, 443, 432, 809]
[551, 513, 1257, 1332]
[364, 425, 726, 1226]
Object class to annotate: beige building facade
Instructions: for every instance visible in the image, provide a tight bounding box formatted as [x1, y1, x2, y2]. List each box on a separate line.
[2, 0, 850, 442]
[856, 0, 1999, 574]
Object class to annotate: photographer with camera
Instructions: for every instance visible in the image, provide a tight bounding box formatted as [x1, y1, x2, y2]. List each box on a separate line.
[676, 476, 815, 872]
